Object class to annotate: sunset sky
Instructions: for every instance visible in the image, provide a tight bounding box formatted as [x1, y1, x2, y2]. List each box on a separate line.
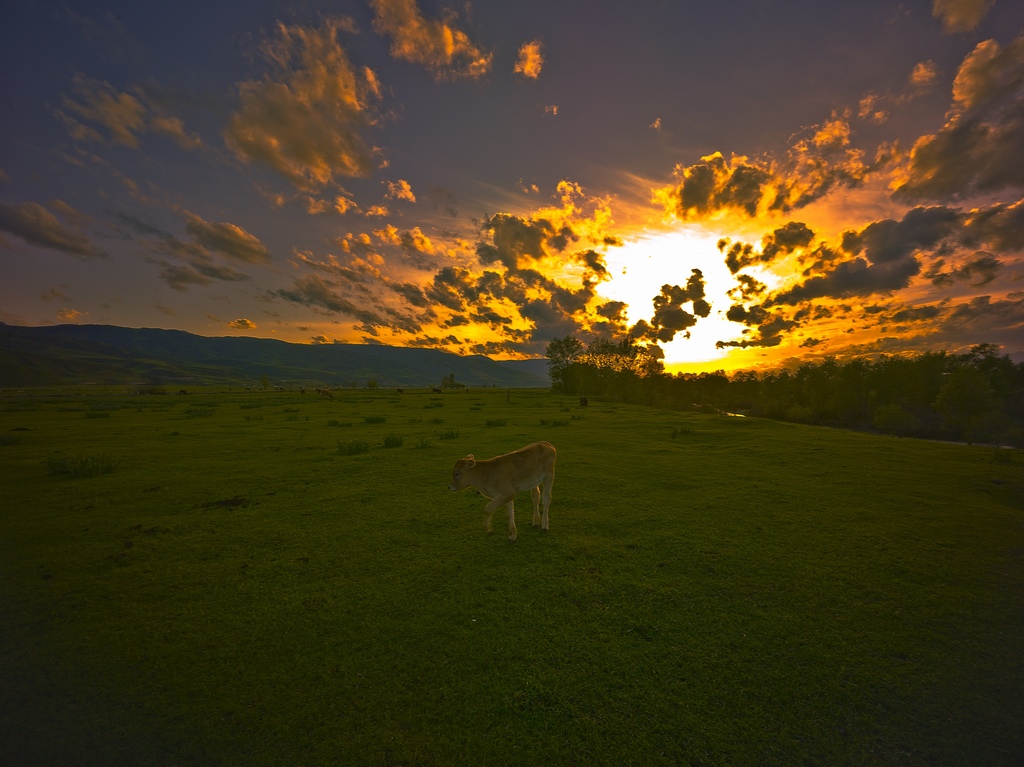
[2, 0, 1023, 372]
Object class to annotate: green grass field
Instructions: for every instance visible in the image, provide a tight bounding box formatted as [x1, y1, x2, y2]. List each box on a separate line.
[1, 387, 1022, 765]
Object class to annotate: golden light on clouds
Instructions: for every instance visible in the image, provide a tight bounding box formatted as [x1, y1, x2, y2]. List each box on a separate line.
[514, 40, 544, 79]
[598, 229, 745, 367]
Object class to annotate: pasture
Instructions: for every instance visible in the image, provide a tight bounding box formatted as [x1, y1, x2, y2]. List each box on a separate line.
[1, 386, 1022, 765]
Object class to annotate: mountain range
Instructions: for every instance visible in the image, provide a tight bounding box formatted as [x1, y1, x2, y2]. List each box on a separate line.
[0, 323, 551, 389]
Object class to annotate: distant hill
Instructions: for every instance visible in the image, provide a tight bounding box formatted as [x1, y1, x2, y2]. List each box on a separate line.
[0, 323, 551, 389]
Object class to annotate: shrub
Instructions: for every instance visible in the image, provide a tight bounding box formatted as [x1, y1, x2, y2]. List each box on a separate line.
[872, 404, 920, 436]
[338, 439, 369, 455]
[184, 407, 215, 418]
[383, 434, 404, 448]
[992, 448, 1015, 465]
[0, 433, 24, 446]
[364, 416, 387, 424]
[84, 411, 111, 419]
[438, 428, 460, 440]
[327, 420, 352, 427]
[46, 453, 116, 478]
[485, 419, 507, 427]
[540, 419, 568, 427]
[414, 437, 434, 449]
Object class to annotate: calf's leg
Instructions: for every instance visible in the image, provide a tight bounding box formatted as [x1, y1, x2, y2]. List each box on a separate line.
[530, 486, 541, 527]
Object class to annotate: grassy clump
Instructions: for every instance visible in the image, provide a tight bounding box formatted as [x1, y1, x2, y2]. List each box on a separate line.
[437, 427, 459, 440]
[364, 416, 387, 424]
[183, 407, 215, 419]
[326, 420, 352, 428]
[484, 419, 507, 427]
[338, 439, 370, 455]
[44, 453, 116, 477]
[382, 433, 404, 448]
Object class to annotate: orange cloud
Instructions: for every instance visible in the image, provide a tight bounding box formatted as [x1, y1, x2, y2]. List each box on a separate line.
[225, 19, 380, 191]
[57, 74, 202, 150]
[228, 318, 257, 330]
[385, 179, 416, 202]
[370, 0, 492, 80]
[0, 201, 105, 259]
[514, 40, 544, 79]
[932, 0, 994, 34]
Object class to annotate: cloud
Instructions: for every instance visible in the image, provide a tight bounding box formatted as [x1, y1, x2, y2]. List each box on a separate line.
[768, 206, 962, 304]
[115, 212, 260, 291]
[370, 0, 492, 80]
[924, 251, 1001, 286]
[631, 270, 711, 343]
[40, 287, 72, 301]
[56, 308, 85, 323]
[654, 114, 875, 221]
[228, 318, 256, 330]
[908, 60, 939, 91]
[427, 186, 459, 217]
[271, 273, 423, 333]
[385, 179, 416, 202]
[932, 0, 994, 34]
[57, 74, 202, 150]
[514, 40, 544, 79]
[184, 214, 270, 263]
[0, 201, 105, 259]
[892, 34, 1024, 201]
[225, 19, 380, 191]
[721, 221, 815, 273]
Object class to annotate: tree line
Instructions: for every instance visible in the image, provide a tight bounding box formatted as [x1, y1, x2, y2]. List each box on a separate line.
[546, 336, 1024, 446]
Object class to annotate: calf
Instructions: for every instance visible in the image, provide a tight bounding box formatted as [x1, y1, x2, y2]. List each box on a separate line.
[448, 441, 556, 542]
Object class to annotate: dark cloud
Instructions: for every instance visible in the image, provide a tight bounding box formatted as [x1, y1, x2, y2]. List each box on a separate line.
[184, 214, 270, 263]
[476, 213, 552, 269]
[0, 202, 105, 259]
[960, 199, 1024, 252]
[632, 269, 709, 343]
[892, 34, 1024, 202]
[716, 311, 797, 348]
[843, 206, 962, 263]
[427, 186, 458, 217]
[771, 206, 963, 304]
[271, 274, 422, 333]
[770, 256, 922, 304]
[925, 251, 1001, 286]
[721, 221, 815, 273]
[116, 211, 265, 291]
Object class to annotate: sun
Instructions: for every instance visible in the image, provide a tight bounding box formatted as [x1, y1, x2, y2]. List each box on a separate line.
[597, 228, 747, 368]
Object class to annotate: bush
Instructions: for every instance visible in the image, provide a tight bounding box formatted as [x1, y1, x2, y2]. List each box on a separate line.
[485, 419, 507, 427]
[338, 439, 370, 455]
[46, 454, 116, 478]
[364, 416, 387, 424]
[437, 428, 460, 440]
[414, 437, 434, 449]
[327, 420, 352, 427]
[872, 404, 920, 436]
[184, 408, 215, 419]
[383, 434, 404, 448]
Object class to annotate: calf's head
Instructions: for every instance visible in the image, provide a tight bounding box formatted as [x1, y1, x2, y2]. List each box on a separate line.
[448, 455, 476, 491]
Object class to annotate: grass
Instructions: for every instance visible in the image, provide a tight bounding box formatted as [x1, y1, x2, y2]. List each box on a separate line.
[1, 386, 1022, 765]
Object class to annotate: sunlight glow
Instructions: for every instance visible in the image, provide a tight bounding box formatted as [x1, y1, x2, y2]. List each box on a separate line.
[598, 229, 746, 366]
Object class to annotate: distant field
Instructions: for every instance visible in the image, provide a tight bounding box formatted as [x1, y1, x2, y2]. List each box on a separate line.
[1, 387, 1022, 766]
